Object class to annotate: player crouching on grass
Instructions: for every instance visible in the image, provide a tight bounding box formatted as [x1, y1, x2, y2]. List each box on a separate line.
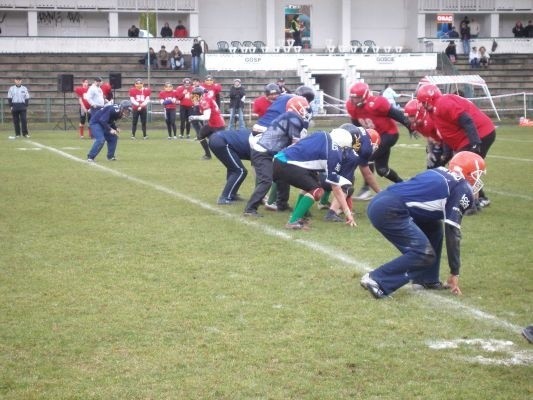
[272, 128, 357, 230]
[360, 151, 486, 299]
[87, 100, 132, 162]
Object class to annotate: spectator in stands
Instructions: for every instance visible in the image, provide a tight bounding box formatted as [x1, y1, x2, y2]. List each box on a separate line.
[277, 78, 291, 94]
[448, 26, 459, 38]
[191, 38, 203, 75]
[290, 15, 302, 47]
[469, 18, 480, 38]
[469, 46, 480, 68]
[382, 84, 400, 108]
[445, 40, 457, 63]
[512, 21, 526, 37]
[157, 45, 169, 69]
[478, 46, 490, 68]
[174, 20, 188, 38]
[526, 20, 533, 37]
[228, 78, 246, 130]
[170, 45, 185, 70]
[460, 20, 471, 56]
[128, 25, 140, 37]
[160, 22, 173, 38]
[143, 47, 158, 70]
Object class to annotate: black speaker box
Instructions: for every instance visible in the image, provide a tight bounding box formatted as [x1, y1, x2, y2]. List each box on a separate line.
[109, 72, 122, 89]
[57, 74, 74, 92]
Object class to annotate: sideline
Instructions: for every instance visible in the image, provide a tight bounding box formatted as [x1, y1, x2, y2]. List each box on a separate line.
[29, 140, 527, 337]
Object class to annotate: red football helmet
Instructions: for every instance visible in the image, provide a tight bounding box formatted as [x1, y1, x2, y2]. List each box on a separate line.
[448, 151, 486, 194]
[366, 128, 381, 153]
[416, 84, 442, 111]
[349, 82, 370, 107]
[286, 95, 310, 120]
[403, 99, 420, 117]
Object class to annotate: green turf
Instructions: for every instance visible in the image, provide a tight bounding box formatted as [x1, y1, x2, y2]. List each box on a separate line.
[1, 122, 532, 399]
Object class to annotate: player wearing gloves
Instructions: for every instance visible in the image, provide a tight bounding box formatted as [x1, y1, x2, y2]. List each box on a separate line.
[272, 128, 356, 230]
[129, 78, 151, 139]
[360, 151, 486, 298]
[417, 84, 496, 208]
[87, 100, 132, 162]
[188, 86, 225, 160]
[346, 82, 415, 201]
[159, 82, 179, 139]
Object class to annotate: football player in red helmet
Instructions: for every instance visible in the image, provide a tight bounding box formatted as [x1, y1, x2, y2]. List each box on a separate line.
[345, 81, 415, 201]
[416, 82, 496, 209]
[360, 150, 487, 299]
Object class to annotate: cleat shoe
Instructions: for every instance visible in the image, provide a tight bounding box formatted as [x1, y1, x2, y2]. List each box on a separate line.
[285, 220, 307, 230]
[412, 281, 449, 290]
[107, 157, 117, 161]
[243, 209, 262, 218]
[23, 134, 30, 138]
[168, 136, 172, 140]
[324, 211, 344, 222]
[522, 325, 533, 343]
[173, 136, 178, 140]
[276, 203, 293, 212]
[317, 202, 331, 210]
[354, 188, 373, 201]
[186, 135, 191, 139]
[87, 158, 95, 163]
[180, 135, 184, 139]
[8, 135, 18, 139]
[360, 273, 387, 299]
[217, 197, 233, 205]
[264, 202, 278, 211]
[202, 155, 212, 160]
[230, 194, 244, 202]
[478, 197, 491, 208]
[131, 136, 136, 140]
[143, 136, 149, 140]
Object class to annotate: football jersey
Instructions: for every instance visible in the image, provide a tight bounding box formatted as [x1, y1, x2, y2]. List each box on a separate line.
[89, 103, 123, 132]
[176, 85, 193, 107]
[129, 87, 151, 108]
[74, 85, 91, 109]
[385, 167, 474, 228]
[256, 111, 306, 154]
[431, 94, 495, 150]
[274, 131, 345, 186]
[199, 96, 225, 128]
[212, 130, 251, 160]
[159, 89, 178, 110]
[257, 94, 292, 127]
[100, 83, 113, 102]
[345, 95, 399, 135]
[253, 96, 272, 117]
[415, 112, 440, 141]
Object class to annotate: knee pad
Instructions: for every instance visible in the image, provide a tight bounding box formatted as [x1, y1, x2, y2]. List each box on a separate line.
[309, 187, 324, 202]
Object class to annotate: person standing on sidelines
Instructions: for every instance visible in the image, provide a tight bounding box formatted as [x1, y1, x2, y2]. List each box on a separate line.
[74, 78, 91, 139]
[360, 151, 486, 299]
[209, 129, 251, 204]
[159, 82, 179, 139]
[85, 77, 105, 116]
[7, 77, 30, 139]
[189, 86, 225, 159]
[417, 84, 496, 209]
[175, 78, 194, 139]
[228, 78, 246, 130]
[129, 78, 151, 140]
[87, 101, 132, 162]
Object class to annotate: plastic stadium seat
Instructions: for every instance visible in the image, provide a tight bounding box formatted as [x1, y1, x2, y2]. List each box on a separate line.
[230, 40, 243, 53]
[253, 40, 266, 53]
[364, 40, 380, 53]
[350, 40, 362, 53]
[217, 41, 229, 53]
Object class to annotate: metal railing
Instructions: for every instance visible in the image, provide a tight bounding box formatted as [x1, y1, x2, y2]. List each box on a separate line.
[418, 0, 533, 12]
[0, 0, 198, 12]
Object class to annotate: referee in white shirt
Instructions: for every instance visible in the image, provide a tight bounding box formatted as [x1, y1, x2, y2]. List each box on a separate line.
[7, 77, 31, 139]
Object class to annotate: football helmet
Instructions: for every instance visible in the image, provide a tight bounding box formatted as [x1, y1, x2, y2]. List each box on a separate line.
[264, 83, 281, 96]
[403, 99, 420, 117]
[191, 86, 204, 103]
[339, 123, 361, 151]
[349, 82, 370, 107]
[119, 100, 132, 117]
[286, 96, 310, 120]
[329, 128, 353, 149]
[448, 151, 486, 194]
[416, 84, 442, 110]
[294, 85, 315, 103]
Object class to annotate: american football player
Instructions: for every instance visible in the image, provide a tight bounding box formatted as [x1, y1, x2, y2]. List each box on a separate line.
[74, 78, 91, 139]
[129, 78, 151, 139]
[360, 151, 486, 299]
[158, 82, 179, 139]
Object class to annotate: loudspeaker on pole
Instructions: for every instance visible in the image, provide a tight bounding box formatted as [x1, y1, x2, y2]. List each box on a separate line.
[57, 74, 74, 93]
[109, 72, 122, 89]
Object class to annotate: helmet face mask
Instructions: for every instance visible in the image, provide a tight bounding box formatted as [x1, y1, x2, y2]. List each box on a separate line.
[350, 82, 370, 107]
[119, 100, 132, 117]
[191, 87, 204, 104]
[449, 151, 486, 194]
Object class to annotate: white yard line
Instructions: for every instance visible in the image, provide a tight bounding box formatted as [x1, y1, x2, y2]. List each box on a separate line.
[29, 141, 528, 339]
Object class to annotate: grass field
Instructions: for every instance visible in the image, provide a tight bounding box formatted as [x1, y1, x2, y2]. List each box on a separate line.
[1, 121, 532, 399]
